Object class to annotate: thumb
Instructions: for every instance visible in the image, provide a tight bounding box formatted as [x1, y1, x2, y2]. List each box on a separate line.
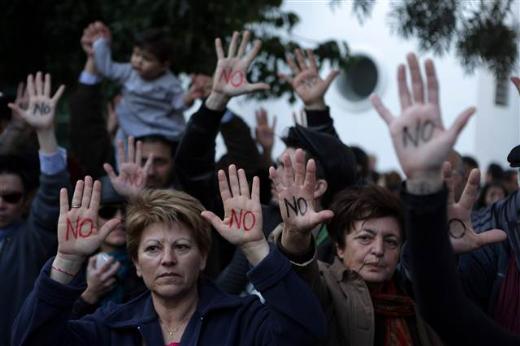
[98, 218, 121, 241]
[103, 163, 118, 181]
[448, 107, 475, 144]
[246, 83, 270, 93]
[315, 210, 334, 224]
[8, 103, 24, 118]
[477, 229, 507, 247]
[323, 69, 340, 89]
[200, 211, 225, 233]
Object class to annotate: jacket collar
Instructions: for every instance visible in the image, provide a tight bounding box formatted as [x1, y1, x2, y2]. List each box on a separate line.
[329, 256, 366, 284]
[102, 279, 243, 328]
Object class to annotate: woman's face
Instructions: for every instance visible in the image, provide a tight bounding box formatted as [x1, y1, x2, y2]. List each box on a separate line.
[133, 222, 207, 299]
[337, 216, 401, 283]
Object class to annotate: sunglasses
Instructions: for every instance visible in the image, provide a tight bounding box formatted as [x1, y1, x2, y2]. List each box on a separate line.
[0, 192, 23, 204]
[98, 204, 126, 219]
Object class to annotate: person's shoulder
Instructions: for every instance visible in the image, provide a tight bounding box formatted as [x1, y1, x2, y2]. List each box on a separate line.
[94, 290, 154, 327]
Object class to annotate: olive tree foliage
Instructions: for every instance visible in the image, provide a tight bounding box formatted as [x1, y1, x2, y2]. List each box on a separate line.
[335, 0, 518, 77]
[0, 0, 349, 102]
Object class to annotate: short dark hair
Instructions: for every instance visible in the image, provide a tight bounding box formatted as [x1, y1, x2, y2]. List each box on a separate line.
[0, 154, 38, 193]
[135, 134, 178, 155]
[462, 155, 479, 170]
[327, 185, 403, 249]
[134, 28, 173, 63]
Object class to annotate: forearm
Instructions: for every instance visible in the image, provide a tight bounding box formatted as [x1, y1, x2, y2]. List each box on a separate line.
[304, 106, 338, 138]
[51, 254, 85, 285]
[11, 258, 94, 345]
[37, 127, 59, 155]
[403, 186, 518, 345]
[280, 224, 314, 256]
[241, 240, 270, 267]
[246, 248, 327, 343]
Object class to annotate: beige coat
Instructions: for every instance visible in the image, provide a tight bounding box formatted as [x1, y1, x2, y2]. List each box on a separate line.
[271, 226, 443, 346]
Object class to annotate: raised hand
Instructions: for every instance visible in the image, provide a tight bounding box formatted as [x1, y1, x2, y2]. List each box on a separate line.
[370, 53, 475, 191]
[52, 177, 120, 284]
[8, 72, 65, 131]
[103, 137, 152, 199]
[280, 48, 339, 109]
[211, 31, 269, 98]
[201, 165, 269, 265]
[270, 149, 333, 253]
[255, 108, 276, 150]
[443, 163, 507, 254]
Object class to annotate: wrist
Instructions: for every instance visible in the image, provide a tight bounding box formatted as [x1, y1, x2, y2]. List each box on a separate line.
[205, 92, 230, 111]
[406, 170, 443, 195]
[51, 253, 85, 284]
[81, 289, 100, 304]
[304, 98, 327, 110]
[241, 239, 270, 266]
[37, 127, 59, 154]
[84, 57, 98, 75]
[281, 224, 313, 256]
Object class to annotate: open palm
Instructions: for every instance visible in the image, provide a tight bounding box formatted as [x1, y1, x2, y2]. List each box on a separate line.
[443, 163, 506, 254]
[281, 48, 339, 106]
[202, 165, 264, 246]
[57, 177, 120, 259]
[212, 31, 269, 97]
[8, 72, 65, 130]
[104, 137, 152, 199]
[371, 53, 475, 179]
[269, 149, 333, 235]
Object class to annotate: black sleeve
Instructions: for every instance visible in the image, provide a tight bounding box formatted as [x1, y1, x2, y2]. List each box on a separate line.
[219, 113, 262, 179]
[305, 107, 339, 138]
[174, 102, 234, 277]
[174, 102, 225, 215]
[70, 297, 99, 319]
[402, 186, 519, 346]
[68, 83, 114, 179]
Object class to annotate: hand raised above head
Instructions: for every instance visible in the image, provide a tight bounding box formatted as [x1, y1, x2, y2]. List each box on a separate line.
[206, 31, 269, 110]
[370, 53, 475, 190]
[103, 136, 152, 199]
[8, 72, 65, 131]
[57, 176, 120, 262]
[269, 149, 334, 235]
[201, 165, 268, 265]
[280, 48, 339, 109]
[443, 163, 507, 254]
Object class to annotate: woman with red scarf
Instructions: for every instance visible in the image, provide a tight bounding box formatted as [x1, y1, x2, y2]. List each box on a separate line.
[271, 147, 442, 345]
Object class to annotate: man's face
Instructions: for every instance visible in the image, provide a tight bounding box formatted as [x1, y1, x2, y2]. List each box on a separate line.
[337, 216, 402, 283]
[130, 47, 168, 80]
[0, 173, 26, 228]
[141, 141, 173, 189]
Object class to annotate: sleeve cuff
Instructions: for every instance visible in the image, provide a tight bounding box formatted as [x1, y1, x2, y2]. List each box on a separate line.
[220, 109, 235, 124]
[79, 71, 102, 85]
[39, 147, 67, 175]
[36, 258, 87, 308]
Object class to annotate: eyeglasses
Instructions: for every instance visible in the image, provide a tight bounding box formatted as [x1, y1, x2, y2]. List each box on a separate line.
[98, 204, 126, 219]
[0, 192, 23, 204]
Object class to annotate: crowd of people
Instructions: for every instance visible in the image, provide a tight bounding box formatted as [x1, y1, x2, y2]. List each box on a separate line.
[0, 21, 519, 346]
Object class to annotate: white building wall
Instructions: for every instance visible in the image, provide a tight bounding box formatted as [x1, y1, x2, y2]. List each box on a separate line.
[187, 0, 519, 174]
